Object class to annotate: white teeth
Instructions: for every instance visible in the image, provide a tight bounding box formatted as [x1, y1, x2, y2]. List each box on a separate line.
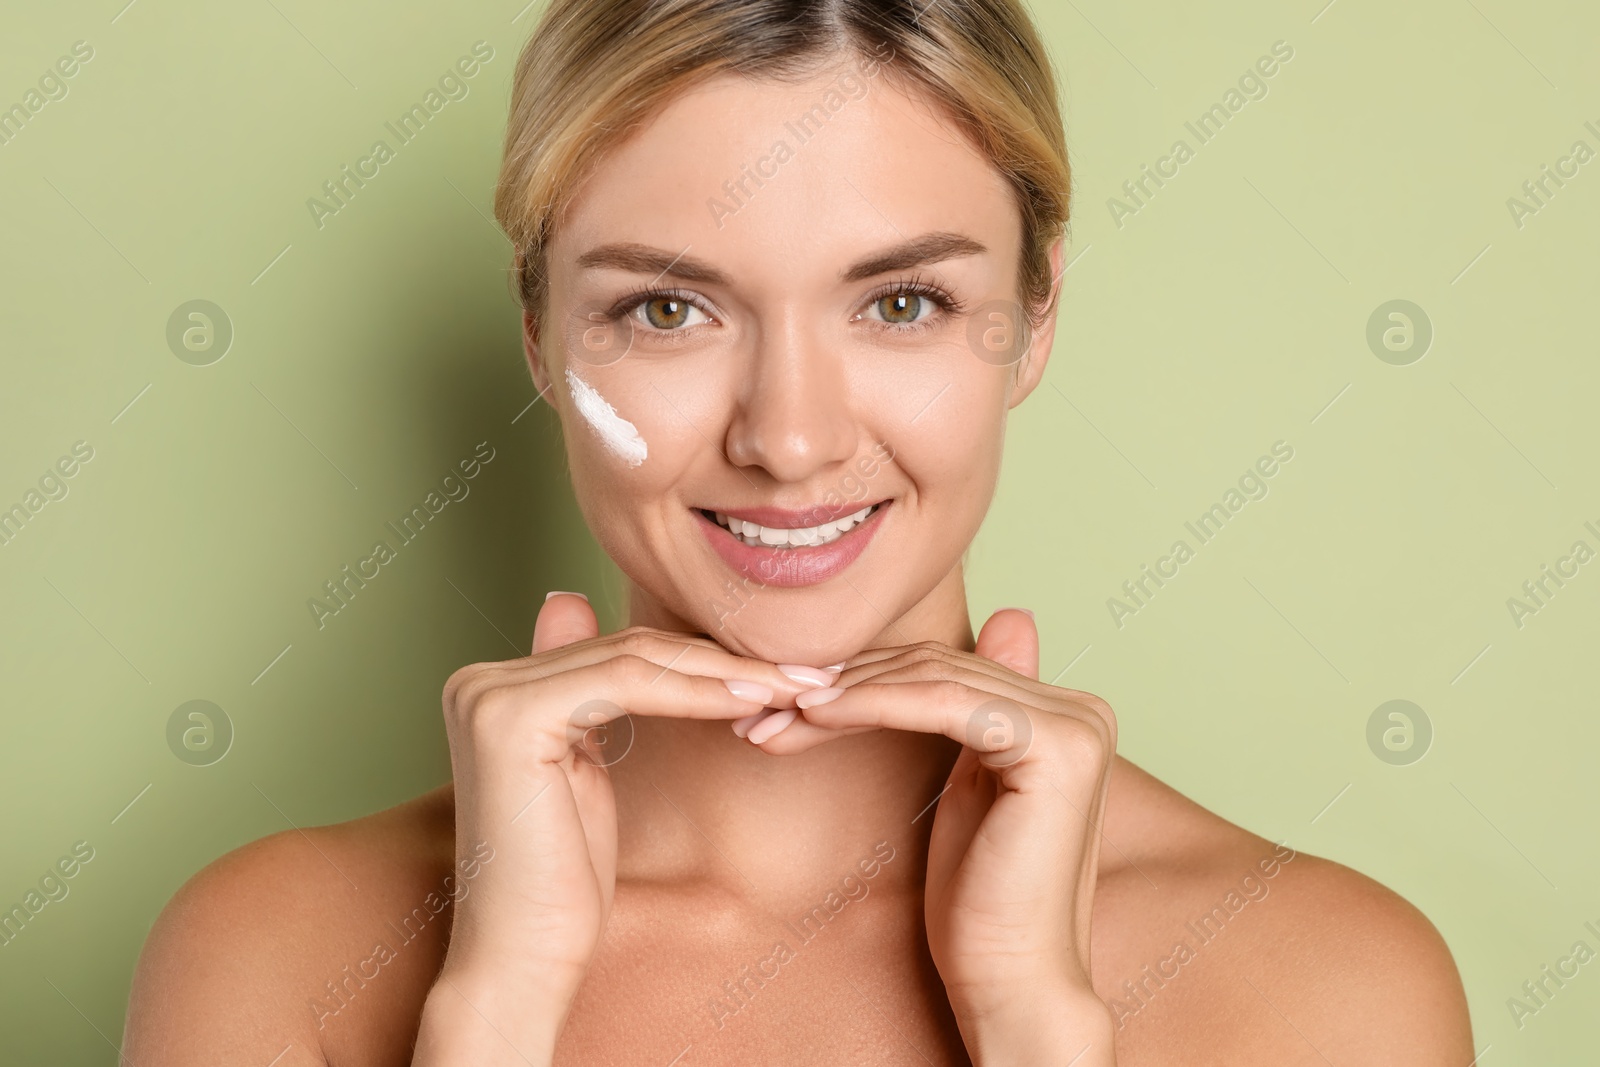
[710, 504, 879, 548]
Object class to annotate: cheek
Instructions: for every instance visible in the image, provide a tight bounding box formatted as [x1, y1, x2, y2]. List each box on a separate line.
[565, 367, 649, 468]
[561, 365, 727, 517]
[859, 353, 1009, 493]
[910, 410, 1006, 531]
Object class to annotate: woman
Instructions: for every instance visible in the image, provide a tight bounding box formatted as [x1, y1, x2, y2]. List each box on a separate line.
[124, 1, 1474, 1063]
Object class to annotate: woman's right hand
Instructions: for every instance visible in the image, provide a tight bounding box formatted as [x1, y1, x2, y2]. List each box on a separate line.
[412, 592, 806, 1065]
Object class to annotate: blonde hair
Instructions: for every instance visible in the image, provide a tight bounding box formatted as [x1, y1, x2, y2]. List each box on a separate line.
[494, 0, 1070, 329]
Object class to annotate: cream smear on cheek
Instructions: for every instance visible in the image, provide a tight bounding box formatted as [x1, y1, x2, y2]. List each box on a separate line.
[565, 367, 648, 467]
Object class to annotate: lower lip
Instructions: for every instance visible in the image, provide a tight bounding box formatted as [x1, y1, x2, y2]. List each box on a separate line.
[695, 504, 889, 588]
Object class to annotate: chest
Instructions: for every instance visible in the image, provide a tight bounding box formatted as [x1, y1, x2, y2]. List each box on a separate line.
[553, 884, 971, 1067]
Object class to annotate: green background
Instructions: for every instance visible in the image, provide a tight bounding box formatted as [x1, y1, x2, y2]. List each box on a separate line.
[1, 0, 1595, 1062]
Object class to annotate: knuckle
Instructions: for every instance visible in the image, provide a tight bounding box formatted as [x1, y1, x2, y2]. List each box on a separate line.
[1077, 692, 1117, 737]
[882, 643, 952, 678]
[617, 624, 668, 645]
[474, 686, 564, 754]
[442, 669, 579, 762]
[441, 664, 475, 710]
[615, 629, 662, 658]
[444, 669, 493, 723]
[1055, 713, 1113, 762]
[1099, 705, 1119, 746]
[609, 653, 655, 685]
[468, 685, 518, 734]
[688, 672, 726, 699]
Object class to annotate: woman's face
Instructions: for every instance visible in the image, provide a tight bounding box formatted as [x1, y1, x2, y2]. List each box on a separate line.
[530, 57, 1062, 665]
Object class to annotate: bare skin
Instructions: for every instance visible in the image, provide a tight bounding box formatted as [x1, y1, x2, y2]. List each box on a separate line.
[123, 62, 1473, 1066]
[123, 733, 1470, 1065]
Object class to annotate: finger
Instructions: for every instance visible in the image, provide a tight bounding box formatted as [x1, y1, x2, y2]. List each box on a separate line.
[456, 657, 775, 773]
[974, 608, 1039, 680]
[794, 652, 1120, 768]
[925, 747, 995, 889]
[836, 653, 1047, 711]
[530, 628, 817, 709]
[833, 629, 1033, 677]
[743, 716, 878, 754]
[834, 641, 1035, 696]
[534, 591, 599, 653]
[796, 679, 1051, 771]
[574, 659, 776, 730]
[797, 680, 992, 742]
[452, 644, 805, 721]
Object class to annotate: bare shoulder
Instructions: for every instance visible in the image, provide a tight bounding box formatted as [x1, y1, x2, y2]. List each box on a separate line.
[1094, 758, 1473, 1066]
[123, 785, 459, 1067]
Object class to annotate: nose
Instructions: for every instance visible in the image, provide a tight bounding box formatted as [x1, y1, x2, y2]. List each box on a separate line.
[723, 311, 858, 484]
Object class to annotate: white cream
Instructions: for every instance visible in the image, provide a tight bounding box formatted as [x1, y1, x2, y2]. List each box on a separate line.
[565, 367, 647, 467]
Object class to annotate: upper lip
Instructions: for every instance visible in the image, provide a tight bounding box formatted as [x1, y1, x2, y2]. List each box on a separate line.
[701, 499, 889, 528]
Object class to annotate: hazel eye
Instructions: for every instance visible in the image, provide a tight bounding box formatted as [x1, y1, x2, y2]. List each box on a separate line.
[636, 296, 707, 330]
[873, 292, 926, 324]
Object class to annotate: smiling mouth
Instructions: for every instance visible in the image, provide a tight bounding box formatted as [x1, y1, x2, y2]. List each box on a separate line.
[700, 503, 884, 549]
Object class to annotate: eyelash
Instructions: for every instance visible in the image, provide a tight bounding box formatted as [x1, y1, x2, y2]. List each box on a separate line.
[600, 274, 968, 334]
[603, 286, 709, 329]
[858, 274, 967, 332]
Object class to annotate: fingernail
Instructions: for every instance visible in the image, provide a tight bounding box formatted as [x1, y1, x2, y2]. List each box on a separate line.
[546, 590, 589, 602]
[724, 679, 775, 704]
[777, 664, 833, 688]
[795, 686, 844, 709]
[747, 709, 798, 744]
[731, 709, 773, 738]
[823, 662, 845, 673]
[1001, 606, 1034, 619]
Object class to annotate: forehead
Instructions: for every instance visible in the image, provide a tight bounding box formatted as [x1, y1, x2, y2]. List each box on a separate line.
[551, 63, 1021, 283]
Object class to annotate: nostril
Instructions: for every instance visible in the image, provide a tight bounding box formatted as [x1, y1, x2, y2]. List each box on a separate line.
[723, 365, 859, 481]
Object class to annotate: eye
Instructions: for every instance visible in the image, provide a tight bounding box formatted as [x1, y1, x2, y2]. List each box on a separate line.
[870, 292, 931, 325]
[633, 295, 710, 330]
[855, 277, 963, 331]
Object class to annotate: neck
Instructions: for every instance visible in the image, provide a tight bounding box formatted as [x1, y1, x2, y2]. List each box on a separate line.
[609, 565, 973, 906]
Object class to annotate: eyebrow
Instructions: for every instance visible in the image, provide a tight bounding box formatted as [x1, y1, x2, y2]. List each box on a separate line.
[572, 230, 988, 288]
[840, 231, 988, 282]
[575, 243, 730, 286]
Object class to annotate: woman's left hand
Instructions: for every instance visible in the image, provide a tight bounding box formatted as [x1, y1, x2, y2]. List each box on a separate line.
[790, 609, 1120, 1066]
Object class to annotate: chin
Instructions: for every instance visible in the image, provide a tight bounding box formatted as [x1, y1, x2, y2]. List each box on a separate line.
[703, 617, 866, 668]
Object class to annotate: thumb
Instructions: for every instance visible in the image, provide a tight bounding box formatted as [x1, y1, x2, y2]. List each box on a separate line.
[974, 608, 1038, 680]
[533, 591, 599, 654]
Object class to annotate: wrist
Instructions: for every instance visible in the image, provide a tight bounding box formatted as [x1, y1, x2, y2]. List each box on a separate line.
[414, 970, 572, 1066]
[952, 981, 1116, 1067]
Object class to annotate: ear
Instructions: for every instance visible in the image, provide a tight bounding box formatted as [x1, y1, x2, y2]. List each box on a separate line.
[522, 308, 552, 398]
[1007, 237, 1065, 410]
